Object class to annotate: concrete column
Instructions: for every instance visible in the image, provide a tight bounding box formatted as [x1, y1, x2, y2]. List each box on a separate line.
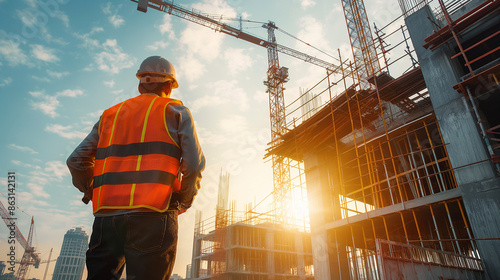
[460, 177, 500, 279]
[266, 229, 275, 279]
[303, 151, 334, 279]
[225, 226, 232, 272]
[295, 234, 306, 280]
[405, 5, 495, 186]
[191, 237, 201, 278]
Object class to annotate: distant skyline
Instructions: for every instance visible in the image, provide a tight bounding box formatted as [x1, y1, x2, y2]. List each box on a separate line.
[0, 0, 408, 278]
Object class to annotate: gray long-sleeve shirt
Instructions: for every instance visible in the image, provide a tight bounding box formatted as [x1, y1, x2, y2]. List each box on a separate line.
[66, 94, 205, 216]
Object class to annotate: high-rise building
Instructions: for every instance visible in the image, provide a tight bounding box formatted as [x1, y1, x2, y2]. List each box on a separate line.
[170, 274, 183, 280]
[52, 227, 88, 280]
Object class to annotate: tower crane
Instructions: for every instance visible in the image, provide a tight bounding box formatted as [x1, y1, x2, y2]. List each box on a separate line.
[0, 201, 41, 280]
[342, 0, 380, 86]
[131, 0, 341, 224]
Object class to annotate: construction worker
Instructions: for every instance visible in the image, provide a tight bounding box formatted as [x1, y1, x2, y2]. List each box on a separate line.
[67, 55, 205, 280]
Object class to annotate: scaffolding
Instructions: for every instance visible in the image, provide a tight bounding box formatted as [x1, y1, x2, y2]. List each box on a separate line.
[190, 205, 314, 280]
[264, 0, 500, 278]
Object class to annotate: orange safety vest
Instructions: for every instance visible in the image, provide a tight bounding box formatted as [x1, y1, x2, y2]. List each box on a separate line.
[92, 94, 182, 213]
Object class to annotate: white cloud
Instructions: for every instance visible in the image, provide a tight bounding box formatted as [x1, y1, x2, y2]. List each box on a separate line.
[95, 39, 136, 74]
[0, 32, 30, 66]
[47, 70, 69, 79]
[103, 80, 115, 87]
[31, 44, 59, 63]
[295, 16, 335, 59]
[30, 89, 83, 117]
[17, 191, 50, 206]
[102, 2, 112, 14]
[8, 144, 38, 154]
[177, 0, 236, 63]
[45, 161, 70, 181]
[29, 90, 44, 97]
[158, 15, 175, 39]
[191, 94, 224, 114]
[301, 0, 316, 8]
[17, 9, 36, 27]
[27, 183, 50, 198]
[146, 41, 169, 51]
[218, 115, 248, 134]
[57, 89, 83, 97]
[89, 110, 104, 118]
[31, 94, 60, 117]
[0, 77, 12, 86]
[54, 11, 70, 28]
[16, 8, 68, 44]
[32, 75, 51, 82]
[74, 27, 104, 49]
[191, 80, 249, 113]
[109, 14, 124, 28]
[223, 48, 253, 75]
[45, 124, 87, 139]
[191, 0, 237, 19]
[24, 0, 36, 7]
[253, 90, 268, 103]
[103, 2, 125, 28]
[180, 24, 224, 61]
[178, 54, 206, 82]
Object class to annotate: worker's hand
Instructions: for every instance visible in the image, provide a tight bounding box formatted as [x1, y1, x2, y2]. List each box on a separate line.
[82, 187, 93, 204]
[176, 202, 189, 215]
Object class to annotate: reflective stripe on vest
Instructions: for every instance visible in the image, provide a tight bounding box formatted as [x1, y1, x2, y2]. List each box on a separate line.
[92, 95, 182, 213]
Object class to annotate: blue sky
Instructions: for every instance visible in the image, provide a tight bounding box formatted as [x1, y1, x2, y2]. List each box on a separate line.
[0, 0, 406, 278]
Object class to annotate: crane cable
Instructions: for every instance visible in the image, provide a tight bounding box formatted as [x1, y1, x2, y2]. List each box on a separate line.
[219, 15, 339, 63]
[276, 27, 340, 62]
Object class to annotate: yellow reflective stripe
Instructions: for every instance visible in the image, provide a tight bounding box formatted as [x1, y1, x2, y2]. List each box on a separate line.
[130, 96, 158, 206]
[97, 115, 102, 137]
[163, 100, 180, 148]
[95, 200, 172, 213]
[129, 183, 137, 206]
[141, 97, 159, 142]
[97, 101, 127, 210]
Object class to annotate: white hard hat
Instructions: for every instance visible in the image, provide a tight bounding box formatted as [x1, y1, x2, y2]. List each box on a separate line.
[136, 56, 179, 88]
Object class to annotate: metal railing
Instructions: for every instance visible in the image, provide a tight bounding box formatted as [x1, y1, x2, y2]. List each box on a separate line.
[376, 239, 484, 271]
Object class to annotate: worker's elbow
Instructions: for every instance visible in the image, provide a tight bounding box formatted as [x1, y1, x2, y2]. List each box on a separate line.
[66, 154, 74, 169]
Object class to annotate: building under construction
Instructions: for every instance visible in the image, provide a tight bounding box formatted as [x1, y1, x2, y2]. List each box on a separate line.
[266, 0, 500, 279]
[175, 0, 500, 278]
[189, 172, 314, 280]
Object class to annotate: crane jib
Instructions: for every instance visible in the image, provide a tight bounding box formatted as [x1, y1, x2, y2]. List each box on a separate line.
[131, 0, 340, 73]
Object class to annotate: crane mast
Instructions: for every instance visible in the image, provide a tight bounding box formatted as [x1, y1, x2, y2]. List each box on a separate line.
[263, 21, 291, 224]
[342, 0, 380, 86]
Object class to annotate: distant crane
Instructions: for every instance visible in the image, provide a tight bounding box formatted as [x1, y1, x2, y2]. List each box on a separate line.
[0, 201, 41, 280]
[132, 0, 340, 224]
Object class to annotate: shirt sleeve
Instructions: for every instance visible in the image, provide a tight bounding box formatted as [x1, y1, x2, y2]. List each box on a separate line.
[66, 121, 99, 193]
[169, 105, 206, 208]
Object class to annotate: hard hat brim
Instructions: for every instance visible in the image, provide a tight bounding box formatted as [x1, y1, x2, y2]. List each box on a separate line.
[137, 72, 178, 88]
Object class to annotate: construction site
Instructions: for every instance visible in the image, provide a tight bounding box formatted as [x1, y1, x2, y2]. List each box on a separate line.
[135, 0, 500, 278]
[1, 0, 499, 279]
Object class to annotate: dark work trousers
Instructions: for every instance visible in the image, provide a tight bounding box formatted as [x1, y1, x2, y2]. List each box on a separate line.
[86, 211, 178, 280]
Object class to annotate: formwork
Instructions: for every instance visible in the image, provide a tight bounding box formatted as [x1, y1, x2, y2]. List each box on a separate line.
[266, 0, 499, 278]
